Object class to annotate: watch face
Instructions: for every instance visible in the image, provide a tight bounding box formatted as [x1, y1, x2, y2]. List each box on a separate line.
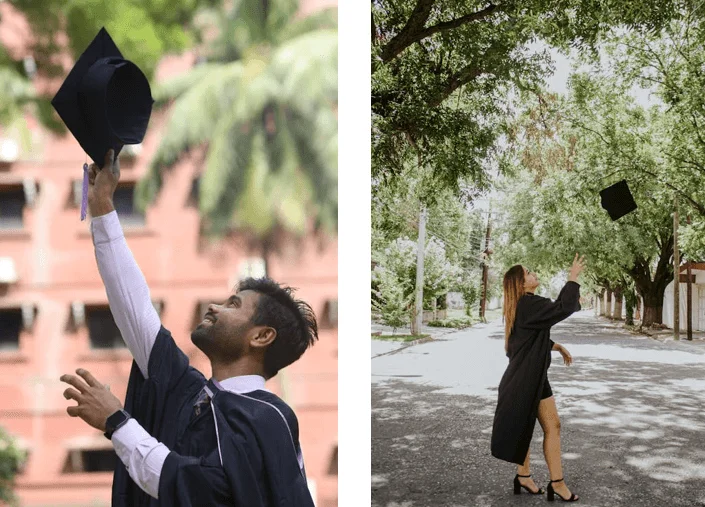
[107, 410, 127, 430]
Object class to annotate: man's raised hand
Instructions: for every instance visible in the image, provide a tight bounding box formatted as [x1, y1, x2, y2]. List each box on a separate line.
[87, 149, 120, 217]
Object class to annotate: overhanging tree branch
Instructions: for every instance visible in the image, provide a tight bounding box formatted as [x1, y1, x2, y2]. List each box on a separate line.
[380, 1, 500, 63]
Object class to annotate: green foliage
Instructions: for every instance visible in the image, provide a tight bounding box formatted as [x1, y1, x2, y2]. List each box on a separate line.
[372, 236, 461, 328]
[0, 0, 217, 138]
[456, 269, 481, 316]
[422, 238, 461, 301]
[495, 71, 677, 322]
[135, 0, 338, 239]
[8, 0, 217, 78]
[372, 333, 430, 342]
[427, 317, 474, 329]
[372, 263, 411, 331]
[372, 238, 417, 328]
[0, 427, 27, 506]
[371, 0, 683, 193]
[598, 17, 705, 256]
[372, 165, 486, 285]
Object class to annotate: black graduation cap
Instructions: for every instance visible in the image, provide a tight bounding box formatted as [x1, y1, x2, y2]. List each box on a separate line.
[51, 27, 154, 168]
[599, 179, 638, 221]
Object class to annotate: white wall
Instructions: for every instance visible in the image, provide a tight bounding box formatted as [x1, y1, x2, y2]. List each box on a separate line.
[663, 275, 705, 331]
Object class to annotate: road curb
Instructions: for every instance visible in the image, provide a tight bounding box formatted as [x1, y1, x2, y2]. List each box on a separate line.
[371, 336, 435, 358]
[371, 322, 502, 358]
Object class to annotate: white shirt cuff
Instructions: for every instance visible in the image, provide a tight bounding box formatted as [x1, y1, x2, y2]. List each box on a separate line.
[112, 418, 170, 499]
[91, 210, 123, 244]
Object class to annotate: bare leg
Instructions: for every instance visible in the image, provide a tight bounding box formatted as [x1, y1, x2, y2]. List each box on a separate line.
[538, 396, 578, 500]
[516, 448, 540, 493]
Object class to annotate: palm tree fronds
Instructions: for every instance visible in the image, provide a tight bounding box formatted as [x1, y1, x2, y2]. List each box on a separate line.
[287, 108, 337, 231]
[150, 62, 245, 170]
[275, 7, 337, 44]
[270, 29, 337, 114]
[231, 127, 277, 235]
[152, 63, 223, 107]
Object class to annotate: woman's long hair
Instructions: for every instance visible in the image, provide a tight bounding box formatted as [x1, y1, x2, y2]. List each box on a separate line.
[503, 265, 526, 352]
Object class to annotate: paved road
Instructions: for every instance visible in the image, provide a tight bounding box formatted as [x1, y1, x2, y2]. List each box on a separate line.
[372, 311, 705, 507]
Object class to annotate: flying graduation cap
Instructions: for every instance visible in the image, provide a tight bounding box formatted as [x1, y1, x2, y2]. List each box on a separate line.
[51, 27, 154, 220]
[599, 179, 638, 221]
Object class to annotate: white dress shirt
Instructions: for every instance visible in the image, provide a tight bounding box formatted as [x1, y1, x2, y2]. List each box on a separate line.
[91, 211, 302, 500]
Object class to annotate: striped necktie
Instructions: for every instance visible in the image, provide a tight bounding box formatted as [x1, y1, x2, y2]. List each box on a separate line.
[191, 388, 211, 421]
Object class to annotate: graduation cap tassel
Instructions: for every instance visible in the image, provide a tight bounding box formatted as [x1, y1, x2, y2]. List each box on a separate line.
[80, 163, 89, 221]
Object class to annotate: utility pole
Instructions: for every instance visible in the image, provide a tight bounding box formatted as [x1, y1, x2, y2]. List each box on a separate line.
[674, 193, 680, 340]
[413, 206, 427, 335]
[687, 215, 693, 341]
[479, 205, 492, 323]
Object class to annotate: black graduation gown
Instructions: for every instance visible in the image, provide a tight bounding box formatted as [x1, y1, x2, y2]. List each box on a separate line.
[111, 326, 315, 507]
[490, 281, 581, 465]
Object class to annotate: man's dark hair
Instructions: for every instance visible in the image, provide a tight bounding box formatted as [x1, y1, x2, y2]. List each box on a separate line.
[238, 277, 319, 378]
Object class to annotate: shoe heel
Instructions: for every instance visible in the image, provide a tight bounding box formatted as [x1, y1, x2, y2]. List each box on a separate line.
[513, 476, 521, 495]
[547, 485, 555, 502]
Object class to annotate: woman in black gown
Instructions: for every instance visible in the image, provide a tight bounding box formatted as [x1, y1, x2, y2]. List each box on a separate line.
[491, 253, 585, 502]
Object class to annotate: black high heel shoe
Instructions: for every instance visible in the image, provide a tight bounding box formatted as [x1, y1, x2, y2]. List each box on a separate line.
[546, 478, 578, 502]
[514, 474, 545, 495]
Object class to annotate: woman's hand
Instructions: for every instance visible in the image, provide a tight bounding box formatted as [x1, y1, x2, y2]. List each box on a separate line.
[558, 345, 573, 366]
[568, 253, 586, 282]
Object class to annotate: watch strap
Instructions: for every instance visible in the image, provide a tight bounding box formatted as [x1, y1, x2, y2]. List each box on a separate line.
[104, 409, 131, 440]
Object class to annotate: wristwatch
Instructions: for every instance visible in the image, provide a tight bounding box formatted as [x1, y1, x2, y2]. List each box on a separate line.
[104, 409, 131, 440]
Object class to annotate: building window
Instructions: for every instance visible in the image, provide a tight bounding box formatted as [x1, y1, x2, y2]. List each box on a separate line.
[188, 176, 200, 207]
[327, 445, 337, 475]
[322, 299, 338, 328]
[0, 186, 26, 230]
[63, 449, 117, 473]
[86, 306, 126, 349]
[114, 183, 145, 227]
[0, 308, 21, 350]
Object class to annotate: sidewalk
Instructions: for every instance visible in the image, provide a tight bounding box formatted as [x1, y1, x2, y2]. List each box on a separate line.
[595, 313, 705, 344]
[372, 311, 705, 507]
[371, 318, 501, 359]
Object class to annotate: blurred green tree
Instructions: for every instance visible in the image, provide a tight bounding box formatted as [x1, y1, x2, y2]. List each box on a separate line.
[0, 0, 218, 133]
[135, 0, 338, 248]
[0, 426, 28, 507]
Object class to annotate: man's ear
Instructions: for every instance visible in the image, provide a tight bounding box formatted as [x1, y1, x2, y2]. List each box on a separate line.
[250, 327, 277, 349]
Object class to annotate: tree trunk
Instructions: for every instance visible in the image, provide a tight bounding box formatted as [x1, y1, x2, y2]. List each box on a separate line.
[642, 304, 662, 327]
[410, 306, 418, 335]
[606, 290, 613, 319]
[613, 287, 623, 321]
[599, 289, 606, 316]
[629, 233, 674, 329]
[641, 290, 666, 327]
[625, 290, 635, 326]
[635, 296, 641, 321]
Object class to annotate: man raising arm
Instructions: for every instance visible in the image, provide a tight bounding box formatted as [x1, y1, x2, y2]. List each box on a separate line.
[88, 149, 160, 379]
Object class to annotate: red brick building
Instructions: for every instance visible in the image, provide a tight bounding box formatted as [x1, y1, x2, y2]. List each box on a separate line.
[0, 2, 337, 506]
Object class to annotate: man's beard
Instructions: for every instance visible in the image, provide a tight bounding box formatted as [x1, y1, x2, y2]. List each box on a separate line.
[191, 321, 216, 354]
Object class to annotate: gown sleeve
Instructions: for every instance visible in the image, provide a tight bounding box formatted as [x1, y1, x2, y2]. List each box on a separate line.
[157, 433, 262, 506]
[520, 281, 581, 330]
